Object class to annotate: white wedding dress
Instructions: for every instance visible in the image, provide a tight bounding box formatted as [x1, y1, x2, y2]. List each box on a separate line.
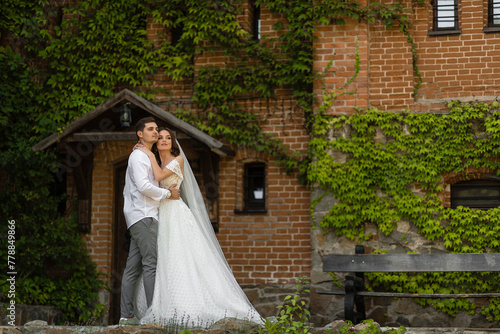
[135, 159, 262, 328]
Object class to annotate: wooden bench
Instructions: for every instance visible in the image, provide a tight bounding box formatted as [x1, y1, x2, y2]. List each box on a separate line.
[317, 245, 500, 324]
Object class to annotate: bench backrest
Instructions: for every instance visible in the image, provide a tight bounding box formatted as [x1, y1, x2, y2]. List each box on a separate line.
[323, 253, 500, 272]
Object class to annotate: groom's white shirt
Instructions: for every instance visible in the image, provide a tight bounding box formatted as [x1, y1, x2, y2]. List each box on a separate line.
[123, 149, 170, 228]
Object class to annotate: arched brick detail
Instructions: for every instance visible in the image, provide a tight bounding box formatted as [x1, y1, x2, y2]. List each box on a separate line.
[440, 167, 497, 207]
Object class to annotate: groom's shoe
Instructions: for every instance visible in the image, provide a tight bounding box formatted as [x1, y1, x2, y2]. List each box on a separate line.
[119, 317, 140, 326]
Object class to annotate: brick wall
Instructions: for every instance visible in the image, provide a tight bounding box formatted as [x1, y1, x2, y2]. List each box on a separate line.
[176, 2, 311, 286]
[313, 0, 500, 114]
[81, 127, 311, 288]
[313, 17, 370, 114]
[83, 141, 131, 281]
[413, 1, 500, 106]
[218, 148, 311, 285]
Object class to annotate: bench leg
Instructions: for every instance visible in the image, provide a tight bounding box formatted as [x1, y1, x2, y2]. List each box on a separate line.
[345, 277, 356, 323]
[353, 244, 366, 323]
[345, 276, 366, 325]
[354, 272, 366, 322]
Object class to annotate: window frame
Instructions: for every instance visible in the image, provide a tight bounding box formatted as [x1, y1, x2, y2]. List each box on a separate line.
[234, 161, 267, 214]
[451, 179, 500, 210]
[486, 0, 500, 31]
[251, 2, 261, 42]
[429, 0, 461, 36]
[243, 162, 266, 212]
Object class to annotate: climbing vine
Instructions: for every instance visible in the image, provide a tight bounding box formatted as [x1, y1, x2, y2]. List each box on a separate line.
[0, 46, 106, 324]
[0, 0, 420, 167]
[305, 96, 500, 321]
[1, 0, 428, 323]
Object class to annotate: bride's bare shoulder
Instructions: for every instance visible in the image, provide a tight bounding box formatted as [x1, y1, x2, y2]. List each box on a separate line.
[175, 155, 184, 164]
[175, 156, 184, 172]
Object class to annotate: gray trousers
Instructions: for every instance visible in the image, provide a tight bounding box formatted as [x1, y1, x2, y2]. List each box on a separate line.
[120, 217, 158, 318]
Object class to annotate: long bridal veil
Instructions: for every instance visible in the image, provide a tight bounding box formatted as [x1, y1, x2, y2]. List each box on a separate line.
[175, 140, 239, 284]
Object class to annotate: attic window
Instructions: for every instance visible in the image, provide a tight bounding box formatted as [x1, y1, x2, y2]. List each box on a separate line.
[430, 0, 461, 36]
[451, 179, 500, 209]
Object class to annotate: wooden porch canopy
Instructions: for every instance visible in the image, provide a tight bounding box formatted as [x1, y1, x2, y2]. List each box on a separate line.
[31, 89, 233, 233]
[31, 88, 235, 156]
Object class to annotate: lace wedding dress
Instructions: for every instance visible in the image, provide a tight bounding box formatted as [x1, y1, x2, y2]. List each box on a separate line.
[135, 159, 262, 328]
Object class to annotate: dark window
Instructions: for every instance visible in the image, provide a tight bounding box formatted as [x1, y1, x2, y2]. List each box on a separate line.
[51, 171, 67, 215]
[451, 179, 500, 209]
[244, 162, 265, 211]
[169, 6, 186, 46]
[252, 2, 261, 41]
[488, 0, 500, 27]
[171, 22, 184, 45]
[431, 0, 460, 34]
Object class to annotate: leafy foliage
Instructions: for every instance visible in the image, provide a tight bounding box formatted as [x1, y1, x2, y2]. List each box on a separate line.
[0, 46, 105, 324]
[337, 319, 406, 334]
[0, 0, 420, 169]
[1, 0, 423, 324]
[259, 276, 312, 334]
[305, 98, 500, 321]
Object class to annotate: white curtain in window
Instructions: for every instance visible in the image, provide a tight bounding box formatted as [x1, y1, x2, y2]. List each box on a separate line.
[436, 0, 456, 29]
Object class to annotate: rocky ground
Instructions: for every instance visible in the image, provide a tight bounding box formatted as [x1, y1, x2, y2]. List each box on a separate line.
[2, 319, 500, 334]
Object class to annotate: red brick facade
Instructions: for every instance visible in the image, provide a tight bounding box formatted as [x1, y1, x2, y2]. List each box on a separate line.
[72, 3, 311, 296]
[314, 0, 500, 114]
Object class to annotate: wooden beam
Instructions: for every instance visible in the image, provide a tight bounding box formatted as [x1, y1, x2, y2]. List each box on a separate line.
[323, 253, 500, 273]
[316, 290, 500, 298]
[31, 89, 236, 156]
[70, 132, 137, 142]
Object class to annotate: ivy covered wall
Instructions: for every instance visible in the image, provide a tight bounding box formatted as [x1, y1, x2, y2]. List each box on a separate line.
[307, 0, 500, 326]
[308, 101, 500, 326]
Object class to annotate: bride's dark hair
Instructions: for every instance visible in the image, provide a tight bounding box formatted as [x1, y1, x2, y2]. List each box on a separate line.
[160, 127, 180, 156]
[153, 127, 181, 166]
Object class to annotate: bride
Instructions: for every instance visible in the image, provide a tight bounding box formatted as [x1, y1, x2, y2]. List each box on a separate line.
[134, 127, 262, 328]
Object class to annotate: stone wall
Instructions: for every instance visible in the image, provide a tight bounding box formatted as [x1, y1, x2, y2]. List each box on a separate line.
[243, 283, 309, 318]
[309, 218, 500, 328]
[0, 304, 62, 326]
[307, 125, 500, 327]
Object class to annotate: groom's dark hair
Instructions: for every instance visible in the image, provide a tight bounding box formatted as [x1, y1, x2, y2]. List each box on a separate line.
[135, 116, 157, 140]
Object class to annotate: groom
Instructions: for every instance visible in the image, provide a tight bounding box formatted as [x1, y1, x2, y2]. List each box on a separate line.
[119, 117, 180, 325]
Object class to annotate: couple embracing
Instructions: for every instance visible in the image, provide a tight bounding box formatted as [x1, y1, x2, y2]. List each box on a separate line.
[119, 117, 262, 327]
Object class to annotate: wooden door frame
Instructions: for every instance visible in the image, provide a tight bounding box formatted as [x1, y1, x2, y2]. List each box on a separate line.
[109, 159, 129, 325]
